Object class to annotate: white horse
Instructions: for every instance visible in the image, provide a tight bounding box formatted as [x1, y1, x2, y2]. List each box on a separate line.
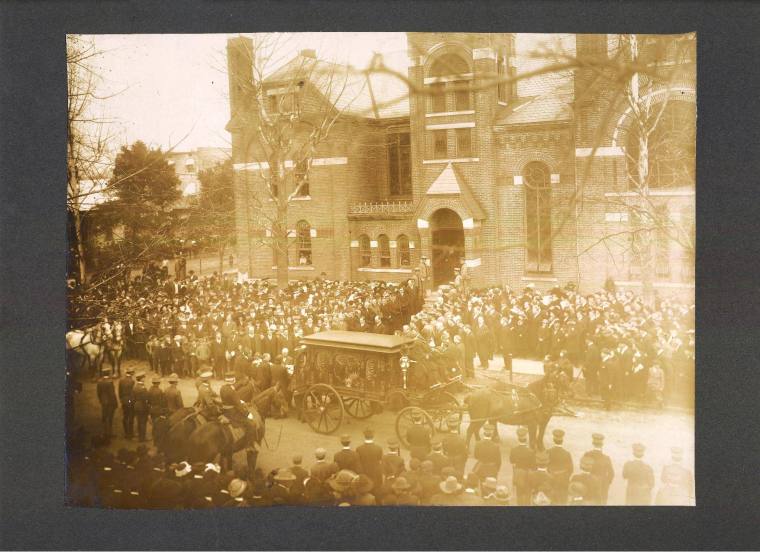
[66, 326, 106, 379]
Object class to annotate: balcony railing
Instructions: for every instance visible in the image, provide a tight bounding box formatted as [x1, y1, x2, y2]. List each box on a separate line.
[348, 199, 415, 217]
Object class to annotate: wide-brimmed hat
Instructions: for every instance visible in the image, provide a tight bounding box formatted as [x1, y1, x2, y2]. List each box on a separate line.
[168, 373, 179, 383]
[328, 469, 358, 492]
[352, 474, 374, 494]
[228, 478, 247, 498]
[391, 476, 411, 492]
[439, 476, 462, 495]
[274, 468, 297, 482]
[494, 485, 511, 503]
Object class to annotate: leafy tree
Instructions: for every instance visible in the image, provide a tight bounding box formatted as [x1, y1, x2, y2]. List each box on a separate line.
[108, 140, 182, 262]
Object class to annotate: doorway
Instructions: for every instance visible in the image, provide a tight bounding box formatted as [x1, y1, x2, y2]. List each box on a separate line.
[430, 208, 465, 286]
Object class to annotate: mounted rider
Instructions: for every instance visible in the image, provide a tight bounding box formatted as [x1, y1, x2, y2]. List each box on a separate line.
[194, 371, 221, 421]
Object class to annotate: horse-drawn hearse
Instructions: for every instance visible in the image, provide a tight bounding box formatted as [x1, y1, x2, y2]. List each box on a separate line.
[291, 330, 573, 451]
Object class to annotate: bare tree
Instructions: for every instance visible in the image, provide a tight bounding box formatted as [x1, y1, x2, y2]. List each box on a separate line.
[229, 35, 355, 287]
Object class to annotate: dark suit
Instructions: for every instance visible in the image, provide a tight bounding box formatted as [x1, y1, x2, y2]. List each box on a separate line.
[547, 445, 574, 504]
[510, 444, 536, 505]
[132, 382, 150, 441]
[406, 424, 432, 460]
[334, 448, 361, 473]
[426, 451, 454, 475]
[356, 442, 384, 492]
[473, 439, 502, 480]
[165, 385, 184, 413]
[441, 433, 468, 477]
[118, 375, 135, 438]
[623, 459, 654, 505]
[381, 453, 405, 479]
[310, 460, 338, 483]
[586, 449, 615, 504]
[96, 378, 117, 438]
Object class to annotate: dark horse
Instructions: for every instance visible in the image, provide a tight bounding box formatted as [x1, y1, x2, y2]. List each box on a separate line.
[464, 373, 570, 451]
[155, 384, 287, 468]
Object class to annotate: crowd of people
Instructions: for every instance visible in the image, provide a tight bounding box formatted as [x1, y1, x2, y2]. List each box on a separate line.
[67, 260, 695, 508]
[67, 415, 694, 508]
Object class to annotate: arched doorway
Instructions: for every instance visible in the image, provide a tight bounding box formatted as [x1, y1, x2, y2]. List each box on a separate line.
[430, 208, 465, 286]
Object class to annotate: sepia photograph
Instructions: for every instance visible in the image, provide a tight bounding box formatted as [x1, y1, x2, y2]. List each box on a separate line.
[65, 31, 696, 509]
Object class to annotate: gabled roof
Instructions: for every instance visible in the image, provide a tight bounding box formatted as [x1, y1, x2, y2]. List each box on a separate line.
[426, 163, 486, 220]
[265, 54, 410, 120]
[495, 80, 574, 126]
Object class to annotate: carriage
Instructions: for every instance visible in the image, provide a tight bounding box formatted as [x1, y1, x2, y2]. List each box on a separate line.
[291, 330, 466, 446]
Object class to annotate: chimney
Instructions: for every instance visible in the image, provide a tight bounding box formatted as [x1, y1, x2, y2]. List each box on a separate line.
[227, 37, 254, 118]
[300, 49, 317, 59]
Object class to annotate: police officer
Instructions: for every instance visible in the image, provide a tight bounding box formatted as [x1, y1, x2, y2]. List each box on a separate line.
[96, 369, 118, 440]
[473, 422, 501, 486]
[164, 373, 184, 413]
[547, 428, 573, 505]
[148, 376, 167, 444]
[585, 433, 615, 505]
[118, 367, 135, 439]
[406, 410, 432, 461]
[569, 453, 601, 505]
[132, 371, 150, 442]
[510, 426, 536, 506]
[622, 443, 655, 505]
[657, 446, 694, 505]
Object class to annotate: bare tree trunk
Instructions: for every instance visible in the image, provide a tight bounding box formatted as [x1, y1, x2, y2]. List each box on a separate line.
[274, 201, 289, 288]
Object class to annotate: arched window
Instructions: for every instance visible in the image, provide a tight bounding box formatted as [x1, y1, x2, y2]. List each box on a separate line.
[427, 52, 471, 113]
[296, 220, 312, 265]
[359, 234, 371, 267]
[524, 162, 552, 273]
[626, 100, 695, 189]
[397, 234, 411, 267]
[378, 234, 391, 267]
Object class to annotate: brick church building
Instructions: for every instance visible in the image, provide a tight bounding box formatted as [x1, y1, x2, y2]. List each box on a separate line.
[226, 33, 695, 296]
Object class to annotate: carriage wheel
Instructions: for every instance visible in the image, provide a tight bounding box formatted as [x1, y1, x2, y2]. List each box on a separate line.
[302, 384, 344, 434]
[386, 390, 410, 413]
[343, 397, 375, 419]
[395, 406, 435, 449]
[423, 391, 462, 432]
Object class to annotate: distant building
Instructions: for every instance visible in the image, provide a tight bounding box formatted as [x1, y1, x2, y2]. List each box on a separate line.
[226, 34, 695, 295]
[167, 147, 231, 204]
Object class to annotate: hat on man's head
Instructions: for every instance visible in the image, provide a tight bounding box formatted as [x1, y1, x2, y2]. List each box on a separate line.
[315, 447, 327, 460]
[152, 376, 162, 384]
[340, 434, 351, 446]
[516, 427, 528, 442]
[439, 476, 462, 495]
[632, 443, 646, 457]
[228, 478, 248, 498]
[328, 469, 359, 492]
[125, 367, 135, 375]
[363, 428, 374, 441]
[552, 428, 565, 443]
[135, 371, 146, 380]
[592, 433, 605, 446]
[199, 370, 213, 380]
[168, 373, 179, 383]
[392, 476, 412, 492]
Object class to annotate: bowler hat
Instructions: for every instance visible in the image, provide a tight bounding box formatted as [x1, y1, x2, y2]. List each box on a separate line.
[315, 447, 327, 460]
[328, 469, 358, 492]
[392, 476, 412, 492]
[228, 478, 248, 498]
[439, 476, 462, 495]
[494, 485, 511, 503]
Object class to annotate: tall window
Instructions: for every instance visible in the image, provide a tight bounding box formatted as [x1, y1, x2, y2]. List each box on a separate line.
[378, 235, 391, 267]
[397, 234, 411, 266]
[430, 82, 446, 113]
[388, 133, 411, 196]
[626, 100, 695, 189]
[294, 160, 309, 196]
[455, 88, 471, 111]
[296, 220, 312, 265]
[433, 130, 448, 159]
[456, 128, 472, 158]
[524, 162, 552, 272]
[359, 235, 371, 267]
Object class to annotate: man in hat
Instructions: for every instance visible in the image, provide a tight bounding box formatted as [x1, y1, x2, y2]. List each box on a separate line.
[430, 475, 476, 506]
[406, 410, 432, 460]
[381, 438, 406, 480]
[570, 453, 602, 505]
[528, 451, 554, 505]
[271, 468, 300, 505]
[164, 373, 184, 413]
[382, 476, 419, 506]
[350, 474, 377, 506]
[289, 455, 309, 495]
[96, 369, 118, 440]
[194, 371, 221, 420]
[118, 367, 136, 440]
[585, 433, 615, 505]
[132, 371, 150, 442]
[473, 422, 502, 485]
[426, 440, 454, 475]
[510, 426, 536, 505]
[147, 376, 167, 441]
[334, 434, 361, 473]
[547, 428, 573, 504]
[441, 414, 468, 478]
[310, 447, 339, 483]
[356, 429, 384, 492]
[327, 469, 359, 505]
[656, 446, 693, 505]
[621, 443, 655, 505]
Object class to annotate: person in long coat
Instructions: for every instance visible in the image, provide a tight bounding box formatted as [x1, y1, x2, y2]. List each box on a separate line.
[622, 443, 655, 505]
[474, 316, 495, 370]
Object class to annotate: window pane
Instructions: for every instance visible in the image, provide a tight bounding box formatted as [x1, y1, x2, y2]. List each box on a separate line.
[434, 130, 447, 159]
[379, 235, 391, 267]
[456, 128, 471, 158]
[430, 83, 446, 112]
[397, 235, 410, 266]
[295, 160, 309, 196]
[399, 134, 411, 195]
[297, 221, 312, 265]
[524, 162, 552, 273]
[455, 88, 470, 111]
[430, 54, 469, 77]
[359, 235, 371, 267]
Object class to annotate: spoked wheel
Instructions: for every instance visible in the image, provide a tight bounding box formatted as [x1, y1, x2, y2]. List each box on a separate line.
[302, 384, 344, 434]
[395, 406, 435, 449]
[423, 390, 462, 432]
[343, 397, 375, 419]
